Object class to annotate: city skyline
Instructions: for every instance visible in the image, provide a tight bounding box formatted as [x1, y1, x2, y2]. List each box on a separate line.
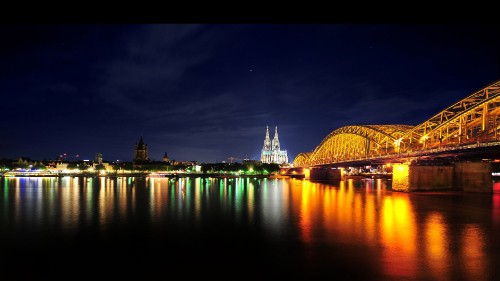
[1, 24, 499, 162]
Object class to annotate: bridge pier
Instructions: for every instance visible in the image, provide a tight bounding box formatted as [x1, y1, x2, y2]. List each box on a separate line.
[453, 162, 492, 192]
[392, 164, 454, 192]
[309, 167, 342, 181]
[280, 167, 308, 179]
[392, 162, 492, 192]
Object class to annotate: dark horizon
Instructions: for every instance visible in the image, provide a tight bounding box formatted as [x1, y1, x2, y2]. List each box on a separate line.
[1, 24, 499, 162]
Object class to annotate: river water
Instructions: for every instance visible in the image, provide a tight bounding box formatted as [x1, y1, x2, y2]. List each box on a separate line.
[1, 176, 499, 280]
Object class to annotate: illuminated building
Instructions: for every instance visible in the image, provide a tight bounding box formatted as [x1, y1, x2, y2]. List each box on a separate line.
[134, 136, 149, 161]
[95, 153, 103, 164]
[56, 162, 69, 172]
[261, 126, 288, 164]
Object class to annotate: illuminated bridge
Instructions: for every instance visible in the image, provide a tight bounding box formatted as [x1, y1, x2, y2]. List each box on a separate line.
[292, 80, 500, 192]
[294, 80, 500, 167]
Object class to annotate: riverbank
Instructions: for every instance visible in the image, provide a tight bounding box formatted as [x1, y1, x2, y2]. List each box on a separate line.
[0, 172, 271, 179]
[149, 173, 270, 179]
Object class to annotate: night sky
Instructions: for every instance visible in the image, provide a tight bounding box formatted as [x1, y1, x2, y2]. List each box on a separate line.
[1, 24, 499, 163]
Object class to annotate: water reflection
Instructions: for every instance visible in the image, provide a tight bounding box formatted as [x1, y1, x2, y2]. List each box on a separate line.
[424, 213, 448, 280]
[462, 225, 487, 281]
[1, 176, 499, 280]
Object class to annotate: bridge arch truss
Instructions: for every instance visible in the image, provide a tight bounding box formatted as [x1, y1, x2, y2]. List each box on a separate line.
[400, 80, 500, 151]
[294, 80, 500, 167]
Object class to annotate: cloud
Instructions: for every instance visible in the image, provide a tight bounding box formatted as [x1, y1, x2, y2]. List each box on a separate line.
[328, 82, 465, 127]
[145, 91, 272, 128]
[98, 24, 215, 116]
[158, 125, 265, 146]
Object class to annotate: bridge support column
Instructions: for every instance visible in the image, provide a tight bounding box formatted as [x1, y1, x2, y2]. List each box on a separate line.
[285, 168, 305, 179]
[303, 168, 310, 180]
[309, 167, 341, 182]
[453, 162, 492, 192]
[392, 162, 493, 192]
[279, 167, 290, 175]
[392, 164, 454, 192]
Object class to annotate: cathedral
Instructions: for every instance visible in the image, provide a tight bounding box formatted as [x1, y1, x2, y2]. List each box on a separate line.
[134, 136, 149, 161]
[261, 126, 288, 164]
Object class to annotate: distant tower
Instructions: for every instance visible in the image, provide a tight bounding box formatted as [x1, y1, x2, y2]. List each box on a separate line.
[95, 153, 103, 164]
[162, 152, 170, 163]
[134, 136, 149, 161]
[261, 126, 288, 164]
[263, 126, 271, 151]
[272, 126, 280, 150]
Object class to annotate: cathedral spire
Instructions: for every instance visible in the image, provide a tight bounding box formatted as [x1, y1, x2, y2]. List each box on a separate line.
[263, 126, 271, 150]
[272, 126, 280, 150]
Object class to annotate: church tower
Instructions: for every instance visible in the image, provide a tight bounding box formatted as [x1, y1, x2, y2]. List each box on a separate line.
[263, 126, 271, 150]
[260, 126, 288, 164]
[134, 136, 149, 161]
[272, 126, 280, 150]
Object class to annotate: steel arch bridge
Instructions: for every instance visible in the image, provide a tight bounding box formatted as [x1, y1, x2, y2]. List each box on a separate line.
[294, 80, 500, 167]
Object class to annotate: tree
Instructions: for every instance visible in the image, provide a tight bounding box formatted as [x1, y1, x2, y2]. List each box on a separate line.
[12, 162, 29, 170]
[80, 164, 91, 171]
[261, 163, 280, 173]
[33, 162, 46, 170]
[122, 162, 134, 171]
[95, 164, 105, 171]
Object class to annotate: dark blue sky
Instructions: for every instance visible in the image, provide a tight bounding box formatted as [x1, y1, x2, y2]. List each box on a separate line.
[1, 24, 499, 162]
